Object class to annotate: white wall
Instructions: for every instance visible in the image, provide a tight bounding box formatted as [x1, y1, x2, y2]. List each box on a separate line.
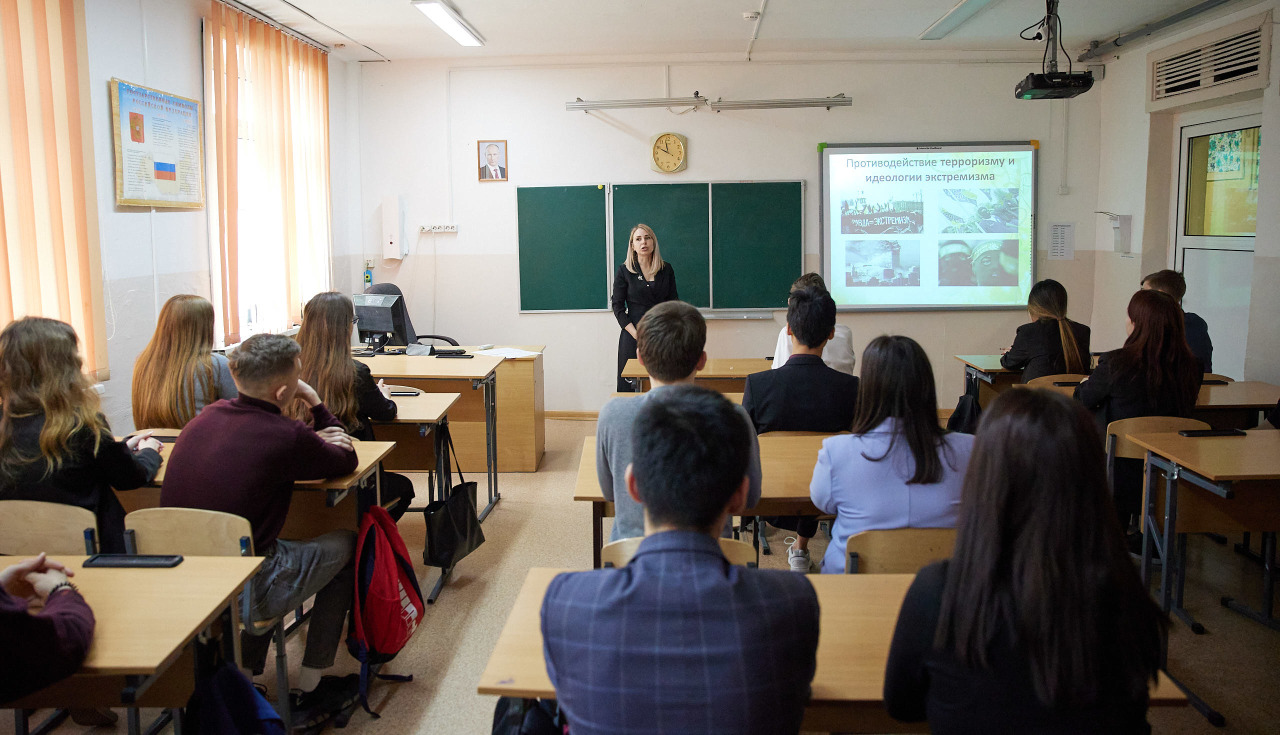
[357, 58, 1104, 412]
[1092, 0, 1280, 381]
[85, 0, 211, 431]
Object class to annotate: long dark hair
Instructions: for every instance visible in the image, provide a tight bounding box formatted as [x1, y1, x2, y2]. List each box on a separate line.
[850, 335, 948, 484]
[936, 389, 1164, 707]
[1027, 279, 1084, 374]
[1109, 289, 1200, 414]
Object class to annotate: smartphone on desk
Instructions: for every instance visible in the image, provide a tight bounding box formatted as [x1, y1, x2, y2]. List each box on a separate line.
[390, 390, 421, 396]
[84, 554, 183, 568]
[437, 353, 474, 359]
[1177, 429, 1247, 438]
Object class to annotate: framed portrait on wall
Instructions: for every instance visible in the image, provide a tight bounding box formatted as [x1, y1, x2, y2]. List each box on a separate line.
[478, 140, 508, 182]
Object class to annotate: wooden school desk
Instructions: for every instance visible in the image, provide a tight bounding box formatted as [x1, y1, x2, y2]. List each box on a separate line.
[1192, 381, 1280, 429]
[361, 347, 544, 474]
[611, 391, 744, 405]
[7, 556, 261, 734]
[1131, 430, 1280, 632]
[477, 569, 1185, 734]
[575, 433, 828, 568]
[367, 389, 459, 487]
[621, 357, 772, 393]
[357, 353, 503, 519]
[953, 355, 1020, 408]
[120, 440, 396, 540]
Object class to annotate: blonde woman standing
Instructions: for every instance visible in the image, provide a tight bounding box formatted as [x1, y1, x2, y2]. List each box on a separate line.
[612, 224, 678, 391]
[132, 294, 236, 429]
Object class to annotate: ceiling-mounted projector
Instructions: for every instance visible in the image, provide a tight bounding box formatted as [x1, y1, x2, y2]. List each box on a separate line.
[1015, 71, 1094, 100]
[1015, 0, 1092, 101]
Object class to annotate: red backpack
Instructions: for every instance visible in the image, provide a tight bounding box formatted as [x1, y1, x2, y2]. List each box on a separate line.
[347, 505, 425, 716]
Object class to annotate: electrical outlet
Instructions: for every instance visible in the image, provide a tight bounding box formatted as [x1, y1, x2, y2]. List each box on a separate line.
[421, 224, 458, 233]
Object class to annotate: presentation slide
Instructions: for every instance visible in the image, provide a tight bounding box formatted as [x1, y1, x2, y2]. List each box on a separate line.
[821, 143, 1036, 310]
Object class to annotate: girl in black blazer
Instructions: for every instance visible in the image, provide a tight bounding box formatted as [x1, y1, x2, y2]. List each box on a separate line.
[1000, 279, 1090, 382]
[612, 224, 678, 391]
[1075, 289, 1202, 530]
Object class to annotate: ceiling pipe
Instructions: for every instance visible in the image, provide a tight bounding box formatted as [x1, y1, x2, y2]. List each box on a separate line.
[1077, 0, 1234, 62]
[745, 0, 770, 61]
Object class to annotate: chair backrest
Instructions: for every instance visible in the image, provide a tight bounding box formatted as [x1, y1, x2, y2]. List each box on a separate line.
[845, 528, 957, 574]
[601, 536, 758, 568]
[124, 507, 253, 556]
[1025, 373, 1090, 394]
[1106, 416, 1211, 461]
[757, 430, 848, 437]
[1202, 373, 1235, 384]
[0, 500, 97, 555]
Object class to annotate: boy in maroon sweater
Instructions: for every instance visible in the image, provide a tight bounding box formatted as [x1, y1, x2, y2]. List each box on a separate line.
[0, 553, 94, 704]
[161, 333, 359, 723]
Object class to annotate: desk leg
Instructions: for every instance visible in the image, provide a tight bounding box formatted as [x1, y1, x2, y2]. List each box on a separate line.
[592, 502, 604, 569]
[1222, 531, 1280, 632]
[475, 374, 499, 522]
[1140, 455, 1158, 585]
[1160, 463, 1179, 615]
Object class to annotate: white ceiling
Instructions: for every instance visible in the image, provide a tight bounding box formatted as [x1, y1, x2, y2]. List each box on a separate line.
[241, 0, 1253, 63]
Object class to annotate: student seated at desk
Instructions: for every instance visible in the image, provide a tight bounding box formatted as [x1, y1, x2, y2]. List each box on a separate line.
[161, 333, 360, 723]
[544, 386, 818, 735]
[292, 292, 414, 520]
[885, 389, 1164, 734]
[1075, 289, 1201, 537]
[771, 273, 856, 375]
[0, 553, 94, 704]
[744, 284, 858, 572]
[132, 294, 237, 429]
[597, 301, 761, 542]
[1141, 269, 1212, 373]
[0, 318, 162, 553]
[811, 336, 973, 574]
[999, 278, 1090, 382]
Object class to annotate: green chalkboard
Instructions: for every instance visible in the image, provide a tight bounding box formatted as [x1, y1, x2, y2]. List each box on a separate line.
[517, 186, 608, 311]
[711, 182, 803, 309]
[612, 184, 710, 308]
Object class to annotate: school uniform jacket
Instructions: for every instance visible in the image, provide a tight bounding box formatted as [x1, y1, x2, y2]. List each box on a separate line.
[742, 354, 859, 434]
[999, 317, 1091, 383]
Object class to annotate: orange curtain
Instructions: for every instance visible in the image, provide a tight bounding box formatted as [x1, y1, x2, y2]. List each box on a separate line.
[0, 0, 108, 378]
[204, 1, 330, 342]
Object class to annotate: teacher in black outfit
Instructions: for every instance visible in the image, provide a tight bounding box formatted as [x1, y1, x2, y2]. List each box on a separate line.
[612, 223, 678, 391]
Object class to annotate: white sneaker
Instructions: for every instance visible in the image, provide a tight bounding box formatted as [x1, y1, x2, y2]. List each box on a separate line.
[785, 537, 811, 573]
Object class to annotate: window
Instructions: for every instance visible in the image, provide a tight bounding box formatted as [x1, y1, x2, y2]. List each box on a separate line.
[1184, 125, 1260, 237]
[203, 2, 331, 344]
[0, 0, 108, 377]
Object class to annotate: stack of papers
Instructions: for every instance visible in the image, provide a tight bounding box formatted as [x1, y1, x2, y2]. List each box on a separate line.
[474, 347, 541, 359]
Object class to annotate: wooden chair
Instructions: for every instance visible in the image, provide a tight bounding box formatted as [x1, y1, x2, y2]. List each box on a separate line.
[124, 508, 292, 728]
[1025, 373, 1090, 397]
[601, 536, 758, 568]
[0, 500, 97, 555]
[1202, 373, 1235, 384]
[845, 528, 957, 574]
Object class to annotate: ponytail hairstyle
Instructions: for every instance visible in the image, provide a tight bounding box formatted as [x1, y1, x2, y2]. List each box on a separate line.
[292, 292, 359, 430]
[0, 317, 109, 480]
[1026, 279, 1084, 374]
[1109, 289, 1201, 415]
[850, 335, 950, 484]
[132, 295, 218, 429]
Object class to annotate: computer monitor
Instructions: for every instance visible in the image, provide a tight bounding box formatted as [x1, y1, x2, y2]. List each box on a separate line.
[353, 293, 398, 352]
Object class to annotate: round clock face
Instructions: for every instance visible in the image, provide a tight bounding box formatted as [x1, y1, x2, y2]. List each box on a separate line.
[652, 133, 685, 172]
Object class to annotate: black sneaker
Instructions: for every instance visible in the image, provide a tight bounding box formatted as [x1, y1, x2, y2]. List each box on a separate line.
[291, 676, 360, 732]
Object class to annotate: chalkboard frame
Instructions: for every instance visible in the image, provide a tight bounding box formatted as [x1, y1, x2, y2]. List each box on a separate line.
[517, 180, 804, 314]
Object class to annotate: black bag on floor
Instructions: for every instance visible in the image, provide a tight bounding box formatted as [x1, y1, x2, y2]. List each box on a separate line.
[491, 697, 563, 735]
[422, 426, 485, 569]
[947, 373, 983, 435]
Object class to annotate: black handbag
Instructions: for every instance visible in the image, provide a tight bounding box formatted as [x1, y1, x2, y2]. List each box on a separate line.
[422, 426, 485, 569]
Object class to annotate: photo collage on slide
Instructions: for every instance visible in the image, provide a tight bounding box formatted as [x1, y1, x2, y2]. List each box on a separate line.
[838, 187, 1020, 290]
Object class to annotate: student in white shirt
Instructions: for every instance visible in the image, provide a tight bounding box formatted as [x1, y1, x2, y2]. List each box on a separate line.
[771, 273, 856, 375]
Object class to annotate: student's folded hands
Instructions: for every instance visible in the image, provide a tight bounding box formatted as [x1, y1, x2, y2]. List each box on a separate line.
[316, 426, 355, 451]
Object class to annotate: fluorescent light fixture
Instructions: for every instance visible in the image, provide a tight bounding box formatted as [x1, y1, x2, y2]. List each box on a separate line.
[708, 94, 851, 111]
[565, 96, 707, 112]
[412, 1, 484, 47]
[919, 0, 999, 41]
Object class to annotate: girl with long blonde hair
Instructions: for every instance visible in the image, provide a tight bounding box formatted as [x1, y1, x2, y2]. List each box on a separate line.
[0, 317, 162, 552]
[132, 295, 236, 429]
[999, 279, 1091, 382]
[611, 223, 679, 391]
[293, 292, 415, 518]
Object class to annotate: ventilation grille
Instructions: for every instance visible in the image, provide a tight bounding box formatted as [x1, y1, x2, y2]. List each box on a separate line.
[1153, 27, 1263, 101]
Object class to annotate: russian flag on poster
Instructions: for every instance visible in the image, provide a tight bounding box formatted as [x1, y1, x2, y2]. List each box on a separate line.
[154, 161, 176, 181]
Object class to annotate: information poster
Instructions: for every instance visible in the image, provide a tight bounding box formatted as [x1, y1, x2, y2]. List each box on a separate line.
[110, 79, 204, 208]
[821, 142, 1036, 311]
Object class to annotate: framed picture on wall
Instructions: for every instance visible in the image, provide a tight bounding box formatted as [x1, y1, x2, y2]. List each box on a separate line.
[478, 140, 508, 182]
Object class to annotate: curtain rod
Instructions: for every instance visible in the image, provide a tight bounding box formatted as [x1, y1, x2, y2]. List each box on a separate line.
[217, 0, 331, 53]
